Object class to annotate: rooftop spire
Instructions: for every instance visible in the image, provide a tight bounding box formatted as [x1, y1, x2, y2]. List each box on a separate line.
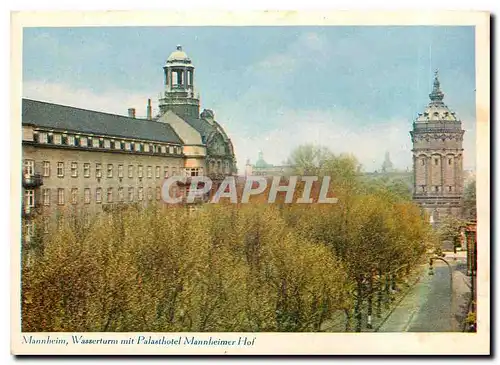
[429, 69, 444, 103]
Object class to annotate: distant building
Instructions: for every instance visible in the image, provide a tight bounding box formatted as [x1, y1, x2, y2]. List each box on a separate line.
[410, 71, 465, 225]
[245, 151, 294, 177]
[381, 151, 395, 173]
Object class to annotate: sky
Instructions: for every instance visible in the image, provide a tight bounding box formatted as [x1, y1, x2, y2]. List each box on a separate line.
[22, 26, 476, 173]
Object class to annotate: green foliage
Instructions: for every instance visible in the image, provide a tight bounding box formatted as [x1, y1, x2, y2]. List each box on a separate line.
[437, 215, 465, 247]
[462, 180, 477, 220]
[22, 145, 432, 332]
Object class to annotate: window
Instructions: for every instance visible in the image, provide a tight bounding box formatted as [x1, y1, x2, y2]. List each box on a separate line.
[43, 218, 49, 234]
[155, 166, 160, 178]
[92, 138, 100, 148]
[125, 142, 131, 150]
[434, 159, 439, 166]
[128, 187, 134, 202]
[147, 166, 152, 178]
[172, 167, 177, 176]
[148, 187, 153, 200]
[448, 186, 453, 192]
[84, 188, 91, 204]
[96, 188, 102, 203]
[23, 159, 34, 176]
[67, 135, 75, 146]
[43, 188, 50, 206]
[114, 141, 121, 150]
[53, 134, 62, 144]
[138, 165, 143, 178]
[96, 163, 102, 178]
[448, 158, 453, 165]
[164, 166, 169, 178]
[25, 221, 34, 243]
[434, 186, 439, 192]
[161, 146, 166, 153]
[57, 188, 65, 205]
[135, 143, 141, 152]
[128, 165, 133, 178]
[118, 187, 124, 202]
[71, 188, 78, 204]
[25, 189, 35, 208]
[156, 187, 161, 200]
[138, 187, 144, 201]
[107, 188, 113, 203]
[43, 161, 50, 177]
[186, 168, 200, 177]
[71, 162, 78, 177]
[57, 162, 64, 177]
[421, 185, 426, 192]
[118, 164, 123, 178]
[79, 137, 88, 147]
[421, 159, 425, 166]
[38, 132, 48, 144]
[144, 144, 150, 153]
[83, 163, 90, 177]
[107, 164, 113, 178]
[104, 140, 111, 149]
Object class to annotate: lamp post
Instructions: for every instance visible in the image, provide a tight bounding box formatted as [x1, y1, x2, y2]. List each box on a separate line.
[429, 256, 454, 331]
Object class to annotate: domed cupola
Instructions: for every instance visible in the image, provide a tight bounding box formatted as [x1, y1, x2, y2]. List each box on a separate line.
[159, 45, 200, 119]
[414, 71, 460, 124]
[166, 45, 193, 65]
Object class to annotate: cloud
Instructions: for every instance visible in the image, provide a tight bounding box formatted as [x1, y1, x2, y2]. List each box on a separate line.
[23, 80, 476, 176]
[23, 81, 158, 118]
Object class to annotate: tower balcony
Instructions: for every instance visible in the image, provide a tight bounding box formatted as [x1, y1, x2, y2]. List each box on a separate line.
[22, 173, 43, 188]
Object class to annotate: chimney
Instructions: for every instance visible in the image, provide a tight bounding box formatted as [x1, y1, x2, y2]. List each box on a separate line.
[128, 108, 136, 118]
[146, 99, 152, 120]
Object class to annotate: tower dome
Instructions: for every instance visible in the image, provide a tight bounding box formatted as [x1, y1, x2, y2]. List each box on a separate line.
[166, 45, 192, 65]
[414, 70, 459, 123]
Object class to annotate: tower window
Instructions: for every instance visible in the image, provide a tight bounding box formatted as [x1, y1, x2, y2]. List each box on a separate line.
[434, 159, 439, 165]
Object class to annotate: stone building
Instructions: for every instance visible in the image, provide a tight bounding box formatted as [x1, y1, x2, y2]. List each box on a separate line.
[21, 45, 237, 243]
[244, 151, 294, 177]
[410, 71, 465, 225]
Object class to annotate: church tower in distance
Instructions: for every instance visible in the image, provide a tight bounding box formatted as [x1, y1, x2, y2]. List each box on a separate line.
[159, 45, 200, 119]
[410, 71, 465, 226]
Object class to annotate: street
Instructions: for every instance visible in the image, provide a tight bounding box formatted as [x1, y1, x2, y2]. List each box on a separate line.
[378, 253, 471, 332]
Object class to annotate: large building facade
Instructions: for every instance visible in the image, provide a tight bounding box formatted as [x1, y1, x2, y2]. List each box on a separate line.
[21, 45, 237, 242]
[410, 71, 465, 225]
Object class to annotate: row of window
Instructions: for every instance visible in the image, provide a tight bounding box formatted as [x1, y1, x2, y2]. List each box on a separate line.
[419, 157, 456, 166]
[208, 160, 231, 174]
[418, 185, 456, 193]
[24, 160, 186, 179]
[25, 186, 163, 207]
[35, 131, 182, 155]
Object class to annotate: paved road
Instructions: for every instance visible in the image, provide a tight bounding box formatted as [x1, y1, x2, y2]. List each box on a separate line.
[378, 254, 471, 332]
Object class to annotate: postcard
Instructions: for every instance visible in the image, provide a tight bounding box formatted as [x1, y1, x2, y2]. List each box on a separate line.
[11, 10, 490, 355]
